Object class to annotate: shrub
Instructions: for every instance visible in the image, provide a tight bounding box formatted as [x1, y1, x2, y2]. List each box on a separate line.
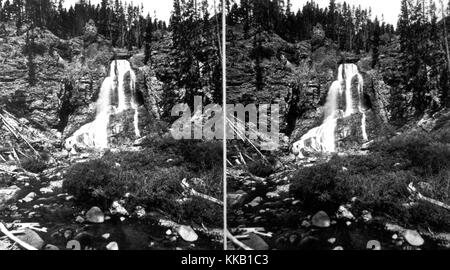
[21, 157, 47, 173]
[374, 130, 450, 175]
[247, 159, 274, 178]
[328, 152, 405, 175]
[177, 140, 223, 171]
[63, 158, 188, 208]
[64, 139, 223, 226]
[290, 150, 450, 231]
[63, 159, 120, 208]
[291, 162, 351, 211]
[196, 163, 224, 200]
[407, 203, 450, 231]
[180, 198, 222, 227]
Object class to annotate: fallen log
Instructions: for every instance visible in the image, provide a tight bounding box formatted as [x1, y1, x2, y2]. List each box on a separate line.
[226, 229, 253, 250]
[408, 182, 450, 211]
[158, 218, 223, 240]
[239, 228, 273, 238]
[179, 178, 257, 250]
[181, 178, 224, 206]
[0, 223, 38, 250]
[0, 112, 40, 156]
[13, 223, 48, 233]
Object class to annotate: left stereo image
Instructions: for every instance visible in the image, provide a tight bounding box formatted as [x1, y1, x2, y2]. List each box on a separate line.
[0, 0, 225, 251]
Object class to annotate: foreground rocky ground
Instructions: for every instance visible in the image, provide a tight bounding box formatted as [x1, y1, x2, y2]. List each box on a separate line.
[227, 152, 450, 250]
[0, 149, 222, 250]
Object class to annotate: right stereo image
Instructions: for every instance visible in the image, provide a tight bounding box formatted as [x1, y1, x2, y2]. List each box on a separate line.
[225, 0, 450, 251]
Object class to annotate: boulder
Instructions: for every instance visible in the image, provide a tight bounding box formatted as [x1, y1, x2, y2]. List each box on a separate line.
[75, 216, 85, 223]
[21, 192, 37, 203]
[39, 187, 54, 195]
[336, 205, 355, 220]
[106, 242, 119, 250]
[177, 225, 198, 242]
[241, 233, 269, 250]
[228, 191, 248, 208]
[0, 185, 21, 207]
[312, 211, 331, 228]
[44, 244, 60, 250]
[85, 207, 105, 224]
[366, 240, 381, 250]
[17, 229, 45, 250]
[110, 201, 129, 216]
[247, 197, 263, 208]
[266, 192, 280, 200]
[403, 230, 425, 247]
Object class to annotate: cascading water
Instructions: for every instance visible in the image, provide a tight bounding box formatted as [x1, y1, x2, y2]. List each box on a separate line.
[292, 63, 368, 158]
[112, 60, 136, 112]
[65, 59, 140, 150]
[112, 60, 141, 138]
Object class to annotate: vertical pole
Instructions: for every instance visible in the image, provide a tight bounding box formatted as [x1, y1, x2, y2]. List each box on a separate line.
[222, 0, 227, 251]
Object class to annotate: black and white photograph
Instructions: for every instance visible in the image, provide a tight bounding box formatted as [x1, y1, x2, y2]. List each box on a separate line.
[0, 0, 450, 255]
[0, 0, 224, 250]
[226, 0, 450, 251]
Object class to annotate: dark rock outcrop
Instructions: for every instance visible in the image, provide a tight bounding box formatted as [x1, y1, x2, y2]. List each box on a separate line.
[226, 25, 397, 148]
[0, 21, 114, 139]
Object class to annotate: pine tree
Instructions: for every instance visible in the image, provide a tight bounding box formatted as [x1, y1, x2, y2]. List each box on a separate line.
[13, 0, 23, 34]
[327, 0, 337, 40]
[398, 0, 411, 51]
[253, 30, 264, 92]
[144, 15, 153, 64]
[25, 27, 36, 86]
[0, 0, 3, 22]
[3, 0, 11, 21]
[241, 0, 250, 38]
[371, 17, 380, 68]
[99, 0, 109, 37]
[171, 0, 182, 48]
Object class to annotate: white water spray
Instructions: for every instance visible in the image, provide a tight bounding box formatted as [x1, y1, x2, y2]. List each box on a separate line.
[65, 60, 141, 150]
[293, 63, 368, 157]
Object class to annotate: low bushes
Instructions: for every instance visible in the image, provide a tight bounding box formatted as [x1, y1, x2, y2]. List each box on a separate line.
[291, 128, 450, 230]
[375, 128, 450, 175]
[21, 157, 47, 173]
[291, 162, 349, 211]
[63, 139, 223, 226]
[248, 159, 275, 178]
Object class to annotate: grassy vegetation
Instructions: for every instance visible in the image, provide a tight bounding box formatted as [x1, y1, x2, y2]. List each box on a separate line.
[248, 159, 275, 178]
[63, 138, 223, 227]
[291, 127, 450, 231]
[21, 157, 48, 173]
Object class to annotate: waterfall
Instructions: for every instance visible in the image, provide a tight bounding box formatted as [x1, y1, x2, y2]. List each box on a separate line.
[111, 60, 136, 113]
[65, 59, 140, 150]
[292, 63, 368, 157]
[112, 60, 141, 138]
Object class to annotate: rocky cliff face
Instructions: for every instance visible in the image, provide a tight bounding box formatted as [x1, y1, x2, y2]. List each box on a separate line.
[0, 21, 114, 138]
[0, 21, 170, 149]
[226, 24, 394, 148]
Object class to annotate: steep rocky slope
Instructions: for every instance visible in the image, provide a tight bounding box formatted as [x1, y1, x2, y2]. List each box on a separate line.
[226, 24, 396, 145]
[0, 21, 172, 144]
